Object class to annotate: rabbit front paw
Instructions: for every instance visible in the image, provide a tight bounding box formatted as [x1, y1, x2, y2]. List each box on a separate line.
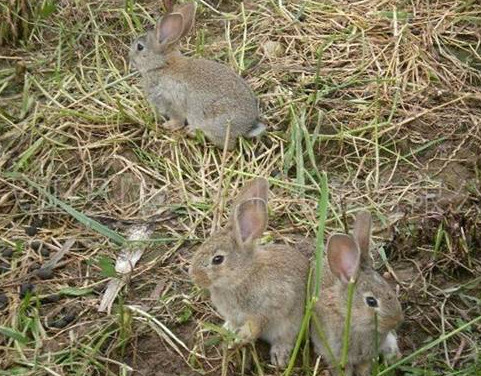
[233, 319, 261, 345]
[185, 124, 198, 137]
[270, 343, 292, 367]
[222, 321, 235, 332]
[162, 118, 185, 131]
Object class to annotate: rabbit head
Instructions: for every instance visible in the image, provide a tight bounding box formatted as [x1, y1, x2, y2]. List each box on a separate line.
[189, 178, 268, 289]
[326, 211, 403, 334]
[129, 3, 196, 74]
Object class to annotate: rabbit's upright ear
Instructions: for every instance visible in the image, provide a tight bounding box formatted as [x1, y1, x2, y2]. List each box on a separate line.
[233, 198, 268, 249]
[155, 12, 184, 48]
[176, 2, 196, 38]
[327, 234, 360, 284]
[234, 177, 269, 207]
[352, 210, 373, 267]
[163, 0, 174, 13]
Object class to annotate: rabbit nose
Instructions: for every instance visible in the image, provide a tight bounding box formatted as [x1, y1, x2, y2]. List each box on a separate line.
[389, 312, 404, 329]
[192, 271, 210, 288]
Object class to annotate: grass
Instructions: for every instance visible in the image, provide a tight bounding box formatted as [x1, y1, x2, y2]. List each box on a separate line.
[1, 0, 481, 375]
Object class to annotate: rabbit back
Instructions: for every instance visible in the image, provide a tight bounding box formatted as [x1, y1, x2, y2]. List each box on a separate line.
[144, 55, 262, 148]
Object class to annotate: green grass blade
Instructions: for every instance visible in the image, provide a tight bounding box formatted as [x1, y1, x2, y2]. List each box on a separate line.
[5, 173, 125, 245]
[378, 315, 481, 375]
[314, 172, 329, 297]
[0, 326, 29, 344]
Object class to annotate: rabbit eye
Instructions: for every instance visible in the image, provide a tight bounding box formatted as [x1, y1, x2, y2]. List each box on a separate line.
[365, 296, 378, 307]
[212, 255, 224, 265]
[137, 42, 144, 51]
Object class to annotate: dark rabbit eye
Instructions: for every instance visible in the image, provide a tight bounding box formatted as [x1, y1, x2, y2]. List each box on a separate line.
[212, 255, 224, 265]
[137, 42, 144, 51]
[365, 296, 378, 308]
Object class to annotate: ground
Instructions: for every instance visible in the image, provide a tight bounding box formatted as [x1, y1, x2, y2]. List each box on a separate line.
[1, 0, 481, 375]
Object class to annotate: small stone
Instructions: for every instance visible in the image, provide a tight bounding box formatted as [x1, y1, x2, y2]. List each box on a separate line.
[19, 282, 35, 298]
[48, 317, 67, 328]
[40, 248, 50, 257]
[92, 283, 107, 294]
[30, 240, 42, 251]
[36, 267, 54, 280]
[25, 225, 38, 236]
[263, 40, 284, 59]
[0, 293, 8, 310]
[28, 262, 41, 272]
[0, 261, 10, 273]
[63, 312, 76, 324]
[48, 312, 75, 329]
[2, 248, 13, 258]
[40, 294, 61, 304]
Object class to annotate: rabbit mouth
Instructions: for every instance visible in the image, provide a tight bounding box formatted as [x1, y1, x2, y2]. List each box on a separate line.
[379, 313, 404, 332]
[191, 270, 211, 288]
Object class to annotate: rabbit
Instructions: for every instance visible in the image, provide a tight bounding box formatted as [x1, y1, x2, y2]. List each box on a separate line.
[129, 2, 265, 150]
[189, 177, 309, 367]
[310, 211, 403, 376]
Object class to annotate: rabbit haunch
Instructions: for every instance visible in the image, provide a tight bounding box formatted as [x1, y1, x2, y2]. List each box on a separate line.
[189, 178, 309, 367]
[129, 3, 264, 150]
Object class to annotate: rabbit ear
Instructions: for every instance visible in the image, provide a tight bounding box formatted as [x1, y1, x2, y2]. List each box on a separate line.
[175, 2, 196, 38]
[155, 12, 184, 48]
[163, 0, 174, 13]
[233, 177, 269, 208]
[352, 210, 373, 267]
[327, 234, 360, 284]
[233, 198, 268, 248]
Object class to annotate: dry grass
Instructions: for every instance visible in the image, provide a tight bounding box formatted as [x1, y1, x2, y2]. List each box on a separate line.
[1, 0, 481, 375]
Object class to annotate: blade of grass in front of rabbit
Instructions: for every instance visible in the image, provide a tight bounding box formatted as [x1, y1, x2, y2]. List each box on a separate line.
[284, 270, 314, 375]
[340, 279, 356, 374]
[250, 343, 265, 376]
[311, 314, 341, 375]
[284, 172, 329, 375]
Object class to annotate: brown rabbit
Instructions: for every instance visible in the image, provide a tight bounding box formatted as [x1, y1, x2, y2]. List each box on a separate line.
[311, 211, 403, 376]
[189, 178, 309, 367]
[129, 3, 265, 150]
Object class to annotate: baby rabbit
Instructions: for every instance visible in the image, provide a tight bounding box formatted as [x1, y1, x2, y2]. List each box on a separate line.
[189, 177, 309, 367]
[311, 211, 403, 376]
[129, 2, 265, 150]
